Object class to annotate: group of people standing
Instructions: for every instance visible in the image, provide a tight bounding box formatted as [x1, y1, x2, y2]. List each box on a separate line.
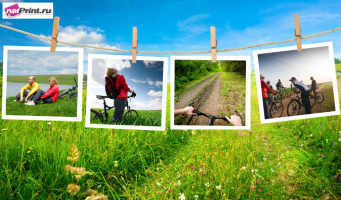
[12, 76, 60, 106]
[261, 75, 317, 119]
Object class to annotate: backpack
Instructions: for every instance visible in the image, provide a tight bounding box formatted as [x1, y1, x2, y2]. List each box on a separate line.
[105, 76, 121, 99]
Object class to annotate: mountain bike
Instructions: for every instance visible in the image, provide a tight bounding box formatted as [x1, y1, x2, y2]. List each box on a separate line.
[275, 87, 291, 100]
[287, 91, 323, 116]
[266, 95, 283, 118]
[309, 86, 324, 103]
[58, 77, 78, 99]
[187, 102, 243, 126]
[90, 95, 138, 124]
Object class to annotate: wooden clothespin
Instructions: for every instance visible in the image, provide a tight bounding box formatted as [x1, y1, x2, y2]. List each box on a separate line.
[132, 27, 138, 63]
[294, 14, 302, 51]
[50, 16, 60, 53]
[210, 26, 217, 62]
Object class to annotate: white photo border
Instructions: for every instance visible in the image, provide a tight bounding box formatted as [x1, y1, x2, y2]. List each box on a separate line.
[2, 46, 84, 121]
[170, 56, 251, 130]
[85, 54, 168, 131]
[253, 42, 340, 124]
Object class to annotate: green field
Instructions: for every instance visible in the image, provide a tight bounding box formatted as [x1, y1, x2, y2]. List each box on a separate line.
[0, 72, 340, 199]
[5, 93, 78, 117]
[90, 109, 162, 126]
[335, 63, 341, 71]
[7, 74, 78, 85]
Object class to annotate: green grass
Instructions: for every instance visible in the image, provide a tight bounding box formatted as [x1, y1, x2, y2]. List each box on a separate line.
[7, 74, 78, 85]
[0, 72, 340, 199]
[5, 91, 78, 117]
[335, 63, 341, 71]
[90, 109, 162, 126]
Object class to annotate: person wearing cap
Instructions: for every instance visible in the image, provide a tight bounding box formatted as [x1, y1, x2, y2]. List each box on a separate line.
[310, 76, 317, 98]
[289, 77, 311, 114]
[106, 68, 136, 123]
[260, 75, 275, 119]
[266, 80, 275, 103]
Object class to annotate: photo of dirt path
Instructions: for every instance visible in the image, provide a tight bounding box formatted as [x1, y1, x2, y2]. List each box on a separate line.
[174, 60, 246, 126]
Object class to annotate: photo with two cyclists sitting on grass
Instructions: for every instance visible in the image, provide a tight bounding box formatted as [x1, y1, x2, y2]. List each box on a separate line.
[3, 47, 82, 119]
[87, 56, 166, 129]
[173, 58, 248, 127]
[255, 42, 340, 122]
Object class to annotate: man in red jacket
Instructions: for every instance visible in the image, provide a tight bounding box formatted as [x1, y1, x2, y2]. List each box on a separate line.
[260, 75, 275, 119]
[25, 77, 60, 105]
[106, 68, 136, 123]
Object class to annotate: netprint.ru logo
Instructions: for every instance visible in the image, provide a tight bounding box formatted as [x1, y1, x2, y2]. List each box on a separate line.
[4, 3, 52, 17]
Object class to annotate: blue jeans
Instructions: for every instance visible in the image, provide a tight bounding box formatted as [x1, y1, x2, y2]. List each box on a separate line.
[32, 90, 53, 104]
[263, 98, 270, 119]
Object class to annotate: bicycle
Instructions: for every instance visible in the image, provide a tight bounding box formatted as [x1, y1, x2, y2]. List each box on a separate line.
[187, 102, 242, 126]
[309, 86, 324, 103]
[90, 95, 138, 124]
[266, 95, 283, 118]
[287, 91, 323, 116]
[275, 87, 291, 100]
[58, 77, 78, 99]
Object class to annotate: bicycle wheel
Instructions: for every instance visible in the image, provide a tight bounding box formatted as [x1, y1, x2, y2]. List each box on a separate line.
[309, 94, 316, 107]
[90, 109, 104, 124]
[316, 92, 324, 103]
[287, 99, 301, 116]
[270, 101, 283, 118]
[67, 92, 77, 99]
[58, 90, 70, 99]
[122, 110, 138, 124]
[285, 91, 291, 98]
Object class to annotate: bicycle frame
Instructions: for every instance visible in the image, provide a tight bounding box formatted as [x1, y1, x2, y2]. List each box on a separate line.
[95, 95, 134, 122]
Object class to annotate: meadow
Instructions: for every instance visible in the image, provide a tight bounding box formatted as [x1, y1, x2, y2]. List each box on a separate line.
[7, 74, 79, 85]
[0, 72, 340, 199]
[90, 109, 162, 126]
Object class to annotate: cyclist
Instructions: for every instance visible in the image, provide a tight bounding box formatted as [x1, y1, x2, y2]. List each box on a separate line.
[310, 76, 317, 98]
[289, 77, 311, 114]
[106, 68, 136, 123]
[266, 81, 275, 103]
[276, 79, 284, 96]
[174, 107, 242, 126]
[12, 76, 40, 103]
[260, 75, 275, 119]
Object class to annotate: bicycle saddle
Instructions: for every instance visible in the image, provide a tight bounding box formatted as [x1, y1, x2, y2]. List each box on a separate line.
[96, 95, 109, 99]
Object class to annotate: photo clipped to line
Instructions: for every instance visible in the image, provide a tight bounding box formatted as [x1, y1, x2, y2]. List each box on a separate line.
[171, 56, 250, 130]
[254, 42, 340, 124]
[2, 46, 84, 121]
[85, 55, 167, 131]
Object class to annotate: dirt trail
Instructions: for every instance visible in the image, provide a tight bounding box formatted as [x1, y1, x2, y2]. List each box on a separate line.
[175, 74, 216, 110]
[273, 84, 333, 118]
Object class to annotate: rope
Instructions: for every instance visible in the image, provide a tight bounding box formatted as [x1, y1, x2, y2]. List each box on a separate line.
[1, 24, 340, 54]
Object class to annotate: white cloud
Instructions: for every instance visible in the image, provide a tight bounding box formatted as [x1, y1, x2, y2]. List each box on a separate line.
[177, 14, 210, 35]
[130, 78, 163, 87]
[143, 60, 158, 68]
[131, 79, 147, 83]
[147, 90, 162, 98]
[0, 21, 13, 26]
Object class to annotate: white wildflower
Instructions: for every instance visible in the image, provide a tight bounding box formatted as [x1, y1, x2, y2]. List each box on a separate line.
[215, 185, 221, 190]
[179, 193, 186, 200]
[205, 182, 210, 187]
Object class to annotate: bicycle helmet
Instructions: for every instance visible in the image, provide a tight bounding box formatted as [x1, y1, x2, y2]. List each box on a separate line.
[266, 81, 270, 84]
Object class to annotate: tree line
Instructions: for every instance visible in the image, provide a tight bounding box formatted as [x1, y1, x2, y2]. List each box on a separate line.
[220, 60, 246, 76]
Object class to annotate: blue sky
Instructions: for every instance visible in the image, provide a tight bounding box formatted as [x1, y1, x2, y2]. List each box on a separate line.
[90, 59, 164, 110]
[0, 0, 341, 83]
[258, 46, 333, 88]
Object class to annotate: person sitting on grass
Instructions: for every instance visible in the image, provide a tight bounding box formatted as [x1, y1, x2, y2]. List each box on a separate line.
[174, 106, 243, 126]
[12, 76, 40, 103]
[25, 77, 60, 105]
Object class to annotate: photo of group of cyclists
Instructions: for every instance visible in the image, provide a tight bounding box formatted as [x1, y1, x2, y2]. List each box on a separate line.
[255, 42, 340, 123]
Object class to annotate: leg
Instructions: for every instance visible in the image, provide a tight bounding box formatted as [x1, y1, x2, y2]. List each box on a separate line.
[42, 97, 53, 103]
[112, 99, 126, 123]
[31, 90, 45, 104]
[263, 98, 270, 119]
[27, 92, 38, 101]
[15, 90, 29, 101]
[302, 92, 311, 114]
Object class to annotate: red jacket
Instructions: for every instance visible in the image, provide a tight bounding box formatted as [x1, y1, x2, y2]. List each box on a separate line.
[261, 80, 274, 98]
[115, 74, 130, 100]
[41, 85, 59, 102]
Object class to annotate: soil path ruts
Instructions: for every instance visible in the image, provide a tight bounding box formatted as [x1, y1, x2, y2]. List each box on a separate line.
[175, 73, 217, 110]
[188, 73, 224, 125]
[274, 84, 332, 118]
